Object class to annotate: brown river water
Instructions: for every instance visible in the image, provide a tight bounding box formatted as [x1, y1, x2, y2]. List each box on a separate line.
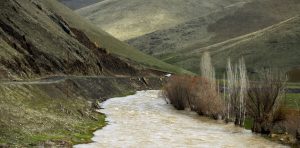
[74, 90, 287, 148]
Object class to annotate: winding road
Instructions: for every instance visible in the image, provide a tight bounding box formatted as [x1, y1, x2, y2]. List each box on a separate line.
[0, 75, 131, 85]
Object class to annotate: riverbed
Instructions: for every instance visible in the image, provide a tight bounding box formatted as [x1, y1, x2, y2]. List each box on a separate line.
[74, 90, 286, 148]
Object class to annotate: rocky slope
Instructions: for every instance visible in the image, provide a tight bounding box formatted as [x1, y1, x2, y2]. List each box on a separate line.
[0, 0, 191, 80]
[0, 0, 185, 146]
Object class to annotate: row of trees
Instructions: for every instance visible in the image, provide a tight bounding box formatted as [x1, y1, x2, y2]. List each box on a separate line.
[163, 51, 289, 134]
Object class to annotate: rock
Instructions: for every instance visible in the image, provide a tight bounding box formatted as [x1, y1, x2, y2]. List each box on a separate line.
[44, 140, 56, 147]
[272, 124, 286, 134]
[271, 134, 277, 138]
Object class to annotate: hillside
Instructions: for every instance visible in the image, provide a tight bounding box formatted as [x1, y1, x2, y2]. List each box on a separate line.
[126, 0, 300, 74]
[59, 0, 103, 9]
[0, 0, 191, 80]
[164, 16, 300, 75]
[76, 0, 249, 40]
[128, 0, 300, 56]
[0, 0, 179, 146]
[127, 2, 247, 55]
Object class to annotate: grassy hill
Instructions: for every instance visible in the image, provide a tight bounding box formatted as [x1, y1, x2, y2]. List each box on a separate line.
[47, 0, 192, 75]
[76, 0, 249, 40]
[0, 0, 191, 80]
[164, 16, 300, 76]
[128, 0, 300, 56]
[0, 0, 185, 146]
[125, 0, 300, 74]
[127, 2, 247, 56]
[59, 0, 103, 9]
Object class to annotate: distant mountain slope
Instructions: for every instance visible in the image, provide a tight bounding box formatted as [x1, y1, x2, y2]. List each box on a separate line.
[127, 2, 247, 56]
[128, 0, 300, 57]
[59, 0, 103, 10]
[165, 16, 300, 74]
[77, 0, 249, 40]
[0, 0, 191, 79]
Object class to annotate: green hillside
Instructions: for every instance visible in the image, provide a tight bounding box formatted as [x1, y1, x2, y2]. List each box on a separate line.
[77, 0, 249, 40]
[128, 0, 300, 56]
[45, 0, 192, 75]
[59, 0, 103, 10]
[0, 0, 185, 146]
[164, 16, 300, 75]
[125, 0, 300, 74]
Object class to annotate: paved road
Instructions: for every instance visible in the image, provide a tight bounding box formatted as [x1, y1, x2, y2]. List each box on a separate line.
[1, 76, 299, 93]
[0, 75, 131, 85]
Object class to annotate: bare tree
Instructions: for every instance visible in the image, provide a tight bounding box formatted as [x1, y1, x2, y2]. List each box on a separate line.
[201, 52, 216, 88]
[247, 69, 287, 134]
[226, 58, 248, 126]
[239, 58, 248, 126]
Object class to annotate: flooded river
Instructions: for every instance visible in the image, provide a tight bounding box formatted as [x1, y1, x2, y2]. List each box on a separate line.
[75, 90, 286, 148]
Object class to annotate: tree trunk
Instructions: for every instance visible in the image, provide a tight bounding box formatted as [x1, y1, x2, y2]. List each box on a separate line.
[252, 119, 272, 134]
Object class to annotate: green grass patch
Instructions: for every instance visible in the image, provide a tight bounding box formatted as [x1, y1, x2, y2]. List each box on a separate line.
[287, 83, 300, 89]
[244, 118, 254, 130]
[0, 85, 106, 147]
[284, 93, 300, 109]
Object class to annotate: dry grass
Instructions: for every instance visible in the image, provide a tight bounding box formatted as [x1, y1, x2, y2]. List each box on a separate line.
[274, 104, 300, 133]
[163, 76, 197, 110]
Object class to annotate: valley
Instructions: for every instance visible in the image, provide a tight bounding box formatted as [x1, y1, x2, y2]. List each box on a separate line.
[74, 0, 300, 75]
[0, 0, 181, 146]
[1, 0, 300, 147]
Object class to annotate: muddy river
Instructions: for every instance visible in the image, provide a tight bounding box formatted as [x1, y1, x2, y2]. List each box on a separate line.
[75, 90, 286, 148]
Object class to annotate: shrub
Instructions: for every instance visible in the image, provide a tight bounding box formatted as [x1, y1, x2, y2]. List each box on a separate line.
[191, 77, 224, 118]
[163, 76, 224, 118]
[246, 69, 287, 134]
[162, 76, 197, 110]
[273, 106, 300, 138]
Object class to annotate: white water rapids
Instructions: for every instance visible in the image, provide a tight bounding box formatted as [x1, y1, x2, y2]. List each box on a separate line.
[75, 90, 286, 148]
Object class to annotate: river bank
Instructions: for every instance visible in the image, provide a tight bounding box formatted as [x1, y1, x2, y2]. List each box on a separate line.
[0, 76, 164, 147]
[75, 90, 286, 147]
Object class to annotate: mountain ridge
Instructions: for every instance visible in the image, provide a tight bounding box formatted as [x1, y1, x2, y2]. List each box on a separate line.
[0, 0, 192, 80]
